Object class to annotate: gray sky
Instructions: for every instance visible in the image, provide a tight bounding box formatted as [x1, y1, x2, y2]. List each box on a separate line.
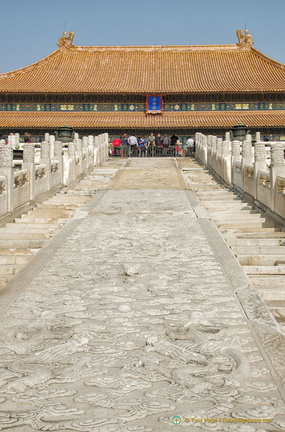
[0, 0, 285, 73]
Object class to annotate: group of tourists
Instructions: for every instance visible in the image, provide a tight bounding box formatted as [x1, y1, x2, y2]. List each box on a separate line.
[111, 133, 195, 157]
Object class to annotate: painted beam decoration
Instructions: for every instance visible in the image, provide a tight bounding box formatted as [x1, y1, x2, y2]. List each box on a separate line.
[146, 96, 163, 114]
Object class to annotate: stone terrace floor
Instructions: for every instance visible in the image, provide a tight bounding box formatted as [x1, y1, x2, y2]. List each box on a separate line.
[0, 157, 285, 431]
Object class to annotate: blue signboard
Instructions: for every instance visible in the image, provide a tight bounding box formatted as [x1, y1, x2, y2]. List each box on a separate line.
[146, 96, 162, 114]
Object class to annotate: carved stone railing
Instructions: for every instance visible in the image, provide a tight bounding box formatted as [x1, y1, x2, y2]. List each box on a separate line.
[0, 176, 7, 215]
[275, 174, 285, 218]
[257, 169, 271, 209]
[243, 163, 255, 197]
[13, 169, 30, 209]
[0, 132, 109, 223]
[14, 170, 29, 188]
[195, 132, 285, 221]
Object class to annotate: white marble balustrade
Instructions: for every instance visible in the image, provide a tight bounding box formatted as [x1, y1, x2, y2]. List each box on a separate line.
[0, 133, 109, 222]
[195, 132, 285, 221]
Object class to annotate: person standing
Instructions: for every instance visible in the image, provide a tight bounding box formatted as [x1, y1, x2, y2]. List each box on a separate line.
[155, 133, 162, 147]
[138, 136, 147, 157]
[128, 134, 138, 156]
[121, 133, 129, 157]
[148, 132, 156, 157]
[175, 139, 181, 157]
[112, 137, 121, 156]
[162, 135, 170, 148]
[24, 132, 31, 143]
[170, 134, 179, 146]
[186, 136, 194, 156]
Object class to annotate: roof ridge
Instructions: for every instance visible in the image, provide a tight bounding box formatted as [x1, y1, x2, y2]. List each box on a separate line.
[73, 44, 240, 52]
[250, 47, 285, 68]
[0, 49, 61, 78]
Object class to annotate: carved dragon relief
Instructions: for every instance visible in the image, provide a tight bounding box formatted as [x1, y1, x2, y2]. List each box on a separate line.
[57, 31, 75, 49]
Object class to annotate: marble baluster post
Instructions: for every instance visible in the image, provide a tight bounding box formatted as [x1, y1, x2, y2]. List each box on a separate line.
[68, 141, 76, 184]
[201, 134, 207, 164]
[270, 143, 285, 212]
[217, 137, 223, 178]
[231, 140, 241, 188]
[94, 136, 99, 165]
[54, 141, 63, 184]
[254, 142, 266, 200]
[84, 136, 92, 169]
[50, 135, 55, 160]
[82, 138, 87, 170]
[222, 139, 231, 185]
[0, 144, 13, 212]
[75, 139, 83, 175]
[255, 132, 261, 142]
[41, 141, 51, 190]
[211, 136, 217, 172]
[23, 143, 35, 201]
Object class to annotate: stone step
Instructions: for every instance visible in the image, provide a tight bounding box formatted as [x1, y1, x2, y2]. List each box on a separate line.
[222, 231, 285, 239]
[197, 195, 247, 201]
[25, 208, 74, 218]
[0, 226, 57, 234]
[13, 221, 62, 229]
[0, 233, 50, 240]
[210, 210, 263, 217]
[266, 301, 285, 323]
[237, 255, 285, 266]
[214, 216, 270, 224]
[36, 203, 80, 210]
[259, 289, 285, 302]
[0, 255, 31, 265]
[50, 195, 90, 203]
[87, 169, 117, 174]
[230, 245, 285, 255]
[189, 184, 222, 190]
[64, 191, 93, 196]
[72, 187, 97, 192]
[0, 265, 22, 275]
[250, 276, 285, 291]
[16, 218, 69, 224]
[79, 177, 110, 183]
[227, 238, 284, 246]
[203, 202, 252, 210]
[204, 206, 258, 214]
[0, 277, 11, 288]
[266, 300, 285, 308]
[0, 239, 46, 248]
[196, 190, 232, 196]
[245, 265, 285, 275]
[0, 248, 35, 256]
[218, 223, 278, 230]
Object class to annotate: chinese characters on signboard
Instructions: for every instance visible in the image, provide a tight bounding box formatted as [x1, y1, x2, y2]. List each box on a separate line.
[146, 96, 163, 114]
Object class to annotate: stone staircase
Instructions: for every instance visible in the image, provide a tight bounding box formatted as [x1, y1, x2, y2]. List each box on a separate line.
[180, 158, 285, 331]
[0, 161, 123, 291]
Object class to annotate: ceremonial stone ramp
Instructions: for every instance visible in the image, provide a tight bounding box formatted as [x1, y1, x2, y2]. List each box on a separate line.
[0, 158, 285, 431]
[108, 157, 185, 190]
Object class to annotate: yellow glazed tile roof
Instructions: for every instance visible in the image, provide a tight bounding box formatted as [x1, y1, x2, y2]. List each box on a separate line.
[1, 42, 285, 94]
[1, 111, 285, 129]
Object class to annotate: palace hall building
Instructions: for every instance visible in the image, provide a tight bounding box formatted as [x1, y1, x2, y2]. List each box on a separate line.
[1, 30, 285, 142]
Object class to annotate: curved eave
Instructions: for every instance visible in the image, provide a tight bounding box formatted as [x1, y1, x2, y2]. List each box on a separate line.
[1, 110, 285, 129]
[2, 90, 285, 95]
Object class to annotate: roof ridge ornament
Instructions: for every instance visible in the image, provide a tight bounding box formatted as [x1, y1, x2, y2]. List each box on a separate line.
[57, 31, 75, 49]
[236, 29, 253, 47]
